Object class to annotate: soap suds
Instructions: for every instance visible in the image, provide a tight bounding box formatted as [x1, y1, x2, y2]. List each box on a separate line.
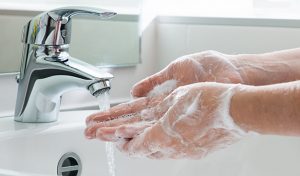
[213, 84, 247, 136]
[147, 80, 177, 97]
[125, 83, 252, 159]
[115, 120, 155, 139]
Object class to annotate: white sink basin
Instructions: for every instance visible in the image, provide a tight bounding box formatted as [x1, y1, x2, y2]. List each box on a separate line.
[0, 111, 195, 176]
[1, 110, 300, 176]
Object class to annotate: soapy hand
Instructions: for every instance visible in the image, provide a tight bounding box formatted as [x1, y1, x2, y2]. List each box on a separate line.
[85, 51, 243, 133]
[85, 82, 247, 159]
[85, 95, 165, 140]
[131, 50, 243, 98]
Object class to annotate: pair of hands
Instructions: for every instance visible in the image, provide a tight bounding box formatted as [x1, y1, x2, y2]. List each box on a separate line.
[85, 50, 247, 159]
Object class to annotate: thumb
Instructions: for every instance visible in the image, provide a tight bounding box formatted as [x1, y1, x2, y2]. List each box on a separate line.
[131, 71, 169, 97]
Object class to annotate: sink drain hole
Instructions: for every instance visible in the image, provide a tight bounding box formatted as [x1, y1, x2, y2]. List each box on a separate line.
[58, 152, 82, 176]
[62, 157, 78, 167]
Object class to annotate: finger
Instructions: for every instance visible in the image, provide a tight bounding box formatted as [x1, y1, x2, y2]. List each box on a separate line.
[92, 94, 174, 141]
[110, 94, 176, 141]
[115, 121, 155, 139]
[95, 127, 120, 142]
[93, 121, 155, 141]
[86, 95, 164, 125]
[85, 95, 166, 138]
[85, 114, 141, 139]
[85, 98, 146, 125]
[131, 71, 169, 98]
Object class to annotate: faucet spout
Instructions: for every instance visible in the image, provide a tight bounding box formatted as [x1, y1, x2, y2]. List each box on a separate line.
[15, 45, 113, 123]
[15, 7, 116, 123]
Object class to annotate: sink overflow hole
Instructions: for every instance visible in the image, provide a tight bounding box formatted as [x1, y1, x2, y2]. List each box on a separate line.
[57, 152, 82, 176]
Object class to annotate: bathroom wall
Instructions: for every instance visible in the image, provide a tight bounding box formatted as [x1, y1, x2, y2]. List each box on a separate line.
[156, 17, 300, 69]
[1, 13, 300, 176]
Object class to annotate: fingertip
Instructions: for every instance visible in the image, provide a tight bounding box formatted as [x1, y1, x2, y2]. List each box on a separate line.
[86, 111, 116, 126]
[131, 83, 146, 97]
[131, 73, 167, 98]
[85, 112, 107, 125]
[84, 127, 96, 139]
[86, 114, 96, 125]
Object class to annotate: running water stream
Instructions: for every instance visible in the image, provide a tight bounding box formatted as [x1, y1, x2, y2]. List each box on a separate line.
[97, 92, 116, 176]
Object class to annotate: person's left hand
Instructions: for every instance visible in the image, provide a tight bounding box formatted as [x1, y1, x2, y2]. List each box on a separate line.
[85, 82, 247, 159]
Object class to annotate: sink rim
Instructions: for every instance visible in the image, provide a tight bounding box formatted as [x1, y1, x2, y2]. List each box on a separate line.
[0, 110, 97, 142]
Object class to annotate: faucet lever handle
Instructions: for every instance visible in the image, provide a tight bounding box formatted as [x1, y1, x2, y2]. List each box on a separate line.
[22, 6, 117, 45]
[47, 7, 117, 24]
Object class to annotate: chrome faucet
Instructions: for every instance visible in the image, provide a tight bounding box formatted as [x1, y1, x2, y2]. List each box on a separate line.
[14, 7, 116, 123]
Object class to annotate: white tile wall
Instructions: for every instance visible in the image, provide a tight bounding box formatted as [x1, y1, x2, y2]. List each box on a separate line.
[156, 23, 300, 69]
[70, 18, 140, 66]
[156, 23, 189, 68]
[186, 25, 300, 54]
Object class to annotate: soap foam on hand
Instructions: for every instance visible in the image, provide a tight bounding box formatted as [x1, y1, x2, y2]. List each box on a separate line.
[147, 80, 177, 97]
[115, 83, 253, 159]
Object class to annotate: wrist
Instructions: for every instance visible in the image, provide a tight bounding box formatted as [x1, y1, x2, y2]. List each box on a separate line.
[227, 54, 266, 85]
[207, 83, 250, 136]
[229, 84, 259, 133]
[229, 53, 298, 86]
[229, 81, 300, 136]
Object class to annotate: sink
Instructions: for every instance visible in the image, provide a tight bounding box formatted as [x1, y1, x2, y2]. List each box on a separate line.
[1, 110, 300, 176]
[0, 110, 194, 176]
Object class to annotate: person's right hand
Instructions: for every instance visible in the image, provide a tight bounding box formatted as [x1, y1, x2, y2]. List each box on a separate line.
[85, 82, 248, 159]
[131, 50, 244, 98]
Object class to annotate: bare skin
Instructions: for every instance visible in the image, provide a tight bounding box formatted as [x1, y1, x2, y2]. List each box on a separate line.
[85, 48, 300, 159]
[231, 81, 300, 136]
[229, 48, 300, 85]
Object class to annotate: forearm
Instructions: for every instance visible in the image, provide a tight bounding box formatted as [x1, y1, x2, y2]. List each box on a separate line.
[230, 81, 300, 136]
[229, 48, 300, 85]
